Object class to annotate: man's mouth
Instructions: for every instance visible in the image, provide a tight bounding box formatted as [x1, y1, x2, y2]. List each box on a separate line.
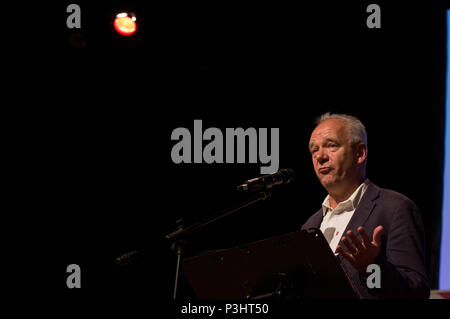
[319, 167, 332, 174]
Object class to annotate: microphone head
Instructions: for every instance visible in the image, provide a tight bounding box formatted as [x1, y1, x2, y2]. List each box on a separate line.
[237, 168, 295, 192]
[278, 168, 296, 183]
[115, 250, 140, 267]
[237, 184, 248, 192]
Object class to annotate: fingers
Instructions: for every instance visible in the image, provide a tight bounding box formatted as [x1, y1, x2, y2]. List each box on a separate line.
[372, 225, 384, 247]
[341, 232, 363, 262]
[357, 226, 371, 248]
[338, 226, 384, 255]
[341, 235, 357, 255]
[346, 230, 365, 252]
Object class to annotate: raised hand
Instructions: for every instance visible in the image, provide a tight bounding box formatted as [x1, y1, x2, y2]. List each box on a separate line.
[336, 225, 383, 273]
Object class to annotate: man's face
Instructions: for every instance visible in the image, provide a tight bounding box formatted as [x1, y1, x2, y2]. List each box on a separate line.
[309, 119, 360, 190]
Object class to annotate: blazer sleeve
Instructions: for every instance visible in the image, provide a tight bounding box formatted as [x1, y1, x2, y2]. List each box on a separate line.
[367, 198, 430, 298]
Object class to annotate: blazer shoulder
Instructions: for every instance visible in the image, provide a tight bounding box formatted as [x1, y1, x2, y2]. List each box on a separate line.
[373, 185, 420, 215]
[378, 187, 417, 205]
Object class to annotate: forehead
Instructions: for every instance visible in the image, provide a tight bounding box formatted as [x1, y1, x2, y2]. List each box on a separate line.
[309, 119, 349, 144]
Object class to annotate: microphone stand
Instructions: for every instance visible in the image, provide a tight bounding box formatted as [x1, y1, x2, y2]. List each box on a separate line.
[165, 190, 272, 300]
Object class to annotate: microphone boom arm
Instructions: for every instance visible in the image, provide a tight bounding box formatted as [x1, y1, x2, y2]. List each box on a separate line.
[164, 190, 271, 241]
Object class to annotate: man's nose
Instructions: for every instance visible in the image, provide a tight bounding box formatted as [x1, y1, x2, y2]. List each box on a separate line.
[314, 148, 329, 164]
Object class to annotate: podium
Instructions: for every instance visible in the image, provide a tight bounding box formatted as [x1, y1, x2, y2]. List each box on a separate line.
[181, 228, 358, 299]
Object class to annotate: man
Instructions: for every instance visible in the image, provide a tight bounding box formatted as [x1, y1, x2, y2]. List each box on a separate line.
[301, 112, 430, 298]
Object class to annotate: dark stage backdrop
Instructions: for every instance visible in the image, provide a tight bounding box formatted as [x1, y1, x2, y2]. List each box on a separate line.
[25, 0, 446, 306]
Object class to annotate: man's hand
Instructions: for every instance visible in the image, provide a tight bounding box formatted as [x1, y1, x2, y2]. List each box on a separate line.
[336, 225, 383, 273]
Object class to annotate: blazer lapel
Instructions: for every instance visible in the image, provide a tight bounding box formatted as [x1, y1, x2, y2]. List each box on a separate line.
[310, 208, 325, 228]
[342, 181, 380, 235]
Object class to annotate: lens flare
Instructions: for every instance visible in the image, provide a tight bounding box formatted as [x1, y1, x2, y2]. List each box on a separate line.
[114, 13, 137, 36]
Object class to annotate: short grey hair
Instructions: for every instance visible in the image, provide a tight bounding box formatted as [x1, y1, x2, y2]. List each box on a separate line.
[315, 112, 368, 150]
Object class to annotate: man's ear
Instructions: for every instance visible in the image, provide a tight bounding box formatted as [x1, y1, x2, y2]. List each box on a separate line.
[355, 142, 367, 164]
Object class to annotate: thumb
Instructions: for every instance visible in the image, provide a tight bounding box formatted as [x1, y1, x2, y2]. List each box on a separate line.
[372, 225, 384, 247]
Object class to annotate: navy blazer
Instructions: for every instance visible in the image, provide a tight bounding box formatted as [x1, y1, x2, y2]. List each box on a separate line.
[301, 181, 430, 298]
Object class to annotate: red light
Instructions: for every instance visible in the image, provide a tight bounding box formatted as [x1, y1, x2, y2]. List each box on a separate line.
[114, 13, 137, 36]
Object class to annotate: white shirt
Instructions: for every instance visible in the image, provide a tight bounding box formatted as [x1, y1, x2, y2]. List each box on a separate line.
[319, 180, 369, 253]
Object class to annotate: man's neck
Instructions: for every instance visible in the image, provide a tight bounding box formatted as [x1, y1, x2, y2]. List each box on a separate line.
[328, 180, 364, 209]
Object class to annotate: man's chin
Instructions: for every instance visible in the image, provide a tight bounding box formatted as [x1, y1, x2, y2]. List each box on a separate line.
[320, 177, 337, 189]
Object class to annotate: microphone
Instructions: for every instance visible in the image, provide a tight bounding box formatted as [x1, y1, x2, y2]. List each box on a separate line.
[116, 250, 141, 267]
[237, 168, 295, 192]
[115, 238, 167, 267]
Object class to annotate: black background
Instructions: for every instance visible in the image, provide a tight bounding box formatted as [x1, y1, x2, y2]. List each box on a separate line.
[20, 0, 448, 309]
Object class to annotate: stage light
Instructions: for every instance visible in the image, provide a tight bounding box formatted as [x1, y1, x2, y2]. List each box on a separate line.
[114, 12, 137, 36]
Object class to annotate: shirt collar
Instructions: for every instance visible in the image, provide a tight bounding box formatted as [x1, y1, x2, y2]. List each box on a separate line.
[322, 179, 369, 216]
